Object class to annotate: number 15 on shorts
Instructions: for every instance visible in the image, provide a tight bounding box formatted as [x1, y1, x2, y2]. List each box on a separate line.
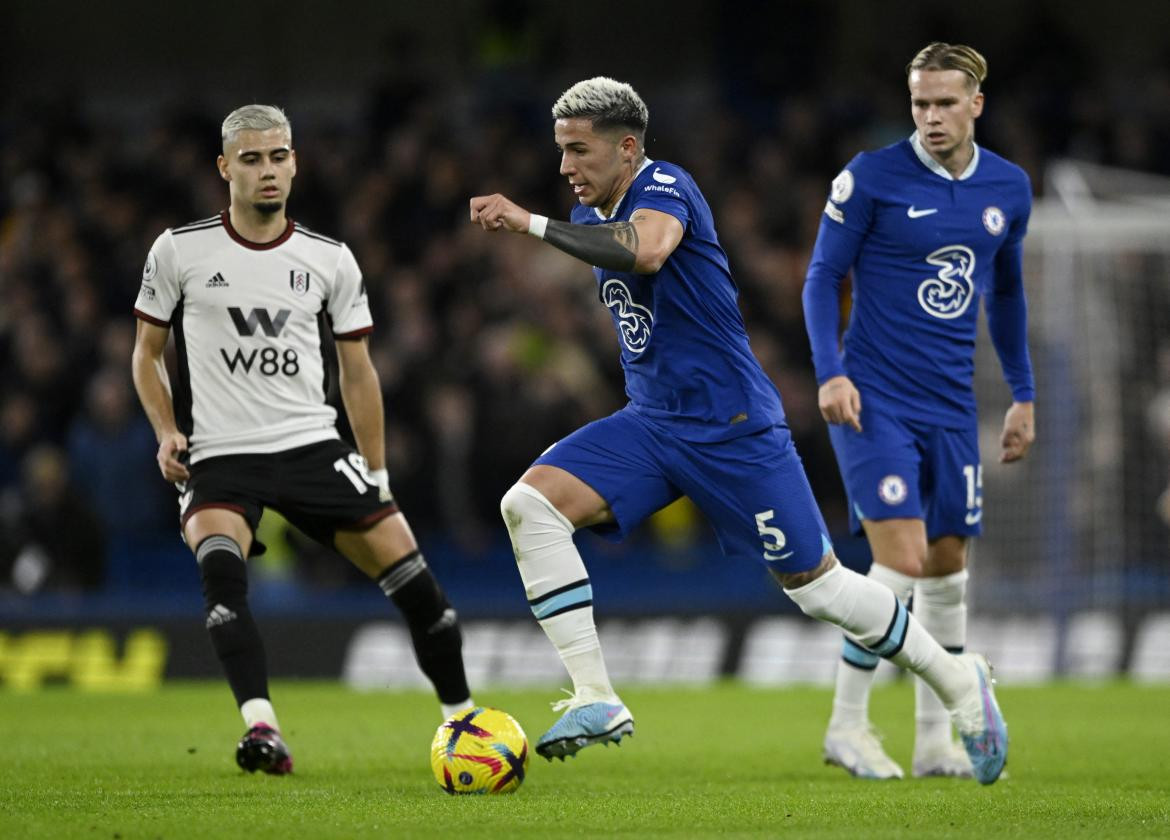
[962, 464, 983, 526]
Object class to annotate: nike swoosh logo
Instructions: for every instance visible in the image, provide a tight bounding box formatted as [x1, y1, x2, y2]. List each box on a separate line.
[965, 510, 983, 525]
[907, 206, 938, 218]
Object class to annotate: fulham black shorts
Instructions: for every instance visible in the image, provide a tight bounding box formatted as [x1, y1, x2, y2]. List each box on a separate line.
[178, 439, 399, 555]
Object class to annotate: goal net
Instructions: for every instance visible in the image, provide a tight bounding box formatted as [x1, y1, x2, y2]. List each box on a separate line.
[973, 160, 1170, 617]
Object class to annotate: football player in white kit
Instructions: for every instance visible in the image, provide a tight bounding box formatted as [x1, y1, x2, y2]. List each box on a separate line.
[131, 105, 473, 774]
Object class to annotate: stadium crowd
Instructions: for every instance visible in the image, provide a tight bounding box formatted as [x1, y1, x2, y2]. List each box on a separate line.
[2, 32, 1169, 594]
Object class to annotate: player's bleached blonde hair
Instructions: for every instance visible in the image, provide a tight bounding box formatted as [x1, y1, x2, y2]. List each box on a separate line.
[906, 43, 988, 91]
[221, 104, 292, 148]
[552, 77, 649, 138]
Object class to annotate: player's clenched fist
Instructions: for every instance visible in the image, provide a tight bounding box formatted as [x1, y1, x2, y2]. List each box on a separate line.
[469, 194, 531, 234]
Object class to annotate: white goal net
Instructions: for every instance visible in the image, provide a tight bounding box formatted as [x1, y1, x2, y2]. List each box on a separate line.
[973, 160, 1170, 622]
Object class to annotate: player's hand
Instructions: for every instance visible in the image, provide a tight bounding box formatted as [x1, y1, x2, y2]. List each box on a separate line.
[818, 375, 862, 433]
[469, 194, 530, 234]
[1000, 401, 1035, 463]
[1157, 485, 1170, 527]
[157, 431, 190, 483]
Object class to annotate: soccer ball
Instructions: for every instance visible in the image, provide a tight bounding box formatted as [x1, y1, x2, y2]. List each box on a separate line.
[430, 706, 529, 795]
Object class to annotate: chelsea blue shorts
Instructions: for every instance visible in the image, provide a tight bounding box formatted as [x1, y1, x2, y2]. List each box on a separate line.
[827, 400, 983, 540]
[533, 405, 832, 573]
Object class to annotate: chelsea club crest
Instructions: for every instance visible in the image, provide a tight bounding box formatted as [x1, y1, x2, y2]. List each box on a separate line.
[982, 206, 1005, 236]
[878, 475, 908, 506]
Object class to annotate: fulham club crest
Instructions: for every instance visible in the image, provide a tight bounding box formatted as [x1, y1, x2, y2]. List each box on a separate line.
[290, 270, 311, 296]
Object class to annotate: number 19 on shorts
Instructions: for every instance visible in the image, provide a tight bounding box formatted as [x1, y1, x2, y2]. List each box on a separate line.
[334, 453, 378, 494]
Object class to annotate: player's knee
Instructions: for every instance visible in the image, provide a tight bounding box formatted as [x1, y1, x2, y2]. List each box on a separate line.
[771, 550, 837, 594]
[196, 535, 249, 611]
[499, 482, 572, 540]
[499, 483, 536, 534]
[871, 539, 926, 576]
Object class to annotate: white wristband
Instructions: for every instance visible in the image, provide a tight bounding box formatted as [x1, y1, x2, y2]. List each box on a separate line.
[369, 467, 391, 502]
[527, 214, 548, 240]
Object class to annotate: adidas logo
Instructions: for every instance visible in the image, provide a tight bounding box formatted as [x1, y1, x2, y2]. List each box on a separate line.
[206, 603, 238, 628]
[206, 272, 229, 288]
[428, 607, 458, 634]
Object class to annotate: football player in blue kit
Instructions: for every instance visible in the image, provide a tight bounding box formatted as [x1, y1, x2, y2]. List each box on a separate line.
[803, 43, 1035, 780]
[472, 76, 1008, 784]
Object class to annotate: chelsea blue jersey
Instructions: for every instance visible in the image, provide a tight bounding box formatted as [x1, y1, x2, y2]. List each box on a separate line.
[804, 134, 1035, 427]
[571, 159, 785, 442]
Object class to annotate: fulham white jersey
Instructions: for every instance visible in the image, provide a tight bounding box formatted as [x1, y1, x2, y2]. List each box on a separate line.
[134, 211, 373, 463]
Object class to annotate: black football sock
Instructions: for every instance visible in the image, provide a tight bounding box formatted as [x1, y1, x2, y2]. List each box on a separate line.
[377, 551, 471, 705]
[197, 535, 269, 707]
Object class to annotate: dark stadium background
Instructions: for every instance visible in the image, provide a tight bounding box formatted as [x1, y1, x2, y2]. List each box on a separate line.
[2, 0, 1168, 681]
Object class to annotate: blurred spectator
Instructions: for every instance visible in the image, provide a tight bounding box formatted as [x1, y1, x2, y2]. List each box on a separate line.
[0, 446, 106, 593]
[0, 393, 39, 489]
[1, 12, 1168, 594]
[67, 366, 174, 543]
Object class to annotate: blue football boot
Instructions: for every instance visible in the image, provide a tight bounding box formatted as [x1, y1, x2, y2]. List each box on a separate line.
[536, 693, 634, 760]
[950, 654, 1008, 785]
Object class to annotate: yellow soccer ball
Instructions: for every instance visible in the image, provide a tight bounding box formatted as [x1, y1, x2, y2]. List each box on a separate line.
[430, 706, 529, 794]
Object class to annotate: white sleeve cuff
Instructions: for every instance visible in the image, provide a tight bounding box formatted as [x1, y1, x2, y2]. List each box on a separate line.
[527, 214, 548, 240]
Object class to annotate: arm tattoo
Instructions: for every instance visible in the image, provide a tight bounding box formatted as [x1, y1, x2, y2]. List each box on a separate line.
[543, 219, 639, 272]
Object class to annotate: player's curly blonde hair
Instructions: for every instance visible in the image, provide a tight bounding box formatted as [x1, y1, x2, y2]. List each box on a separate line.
[221, 104, 292, 148]
[906, 43, 988, 91]
[552, 77, 649, 138]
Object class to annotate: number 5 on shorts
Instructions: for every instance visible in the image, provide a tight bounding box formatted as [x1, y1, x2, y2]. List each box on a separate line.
[755, 509, 792, 562]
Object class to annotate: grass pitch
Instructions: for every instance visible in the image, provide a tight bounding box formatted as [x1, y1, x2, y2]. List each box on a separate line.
[1, 681, 1168, 839]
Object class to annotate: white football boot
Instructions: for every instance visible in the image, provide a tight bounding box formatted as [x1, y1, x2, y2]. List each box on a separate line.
[912, 738, 975, 778]
[823, 724, 905, 780]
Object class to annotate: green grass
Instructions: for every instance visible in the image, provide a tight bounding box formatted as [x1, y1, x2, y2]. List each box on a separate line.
[1, 681, 1168, 839]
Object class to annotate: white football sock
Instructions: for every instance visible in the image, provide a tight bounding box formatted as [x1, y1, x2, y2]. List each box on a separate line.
[440, 699, 476, 719]
[786, 563, 971, 708]
[913, 569, 969, 750]
[829, 564, 917, 730]
[500, 482, 616, 702]
[240, 697, 279, 730]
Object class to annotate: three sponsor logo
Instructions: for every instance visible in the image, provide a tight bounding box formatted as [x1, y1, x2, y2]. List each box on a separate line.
[601, 279, 654, 353]
[918, 244, 976, 320]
